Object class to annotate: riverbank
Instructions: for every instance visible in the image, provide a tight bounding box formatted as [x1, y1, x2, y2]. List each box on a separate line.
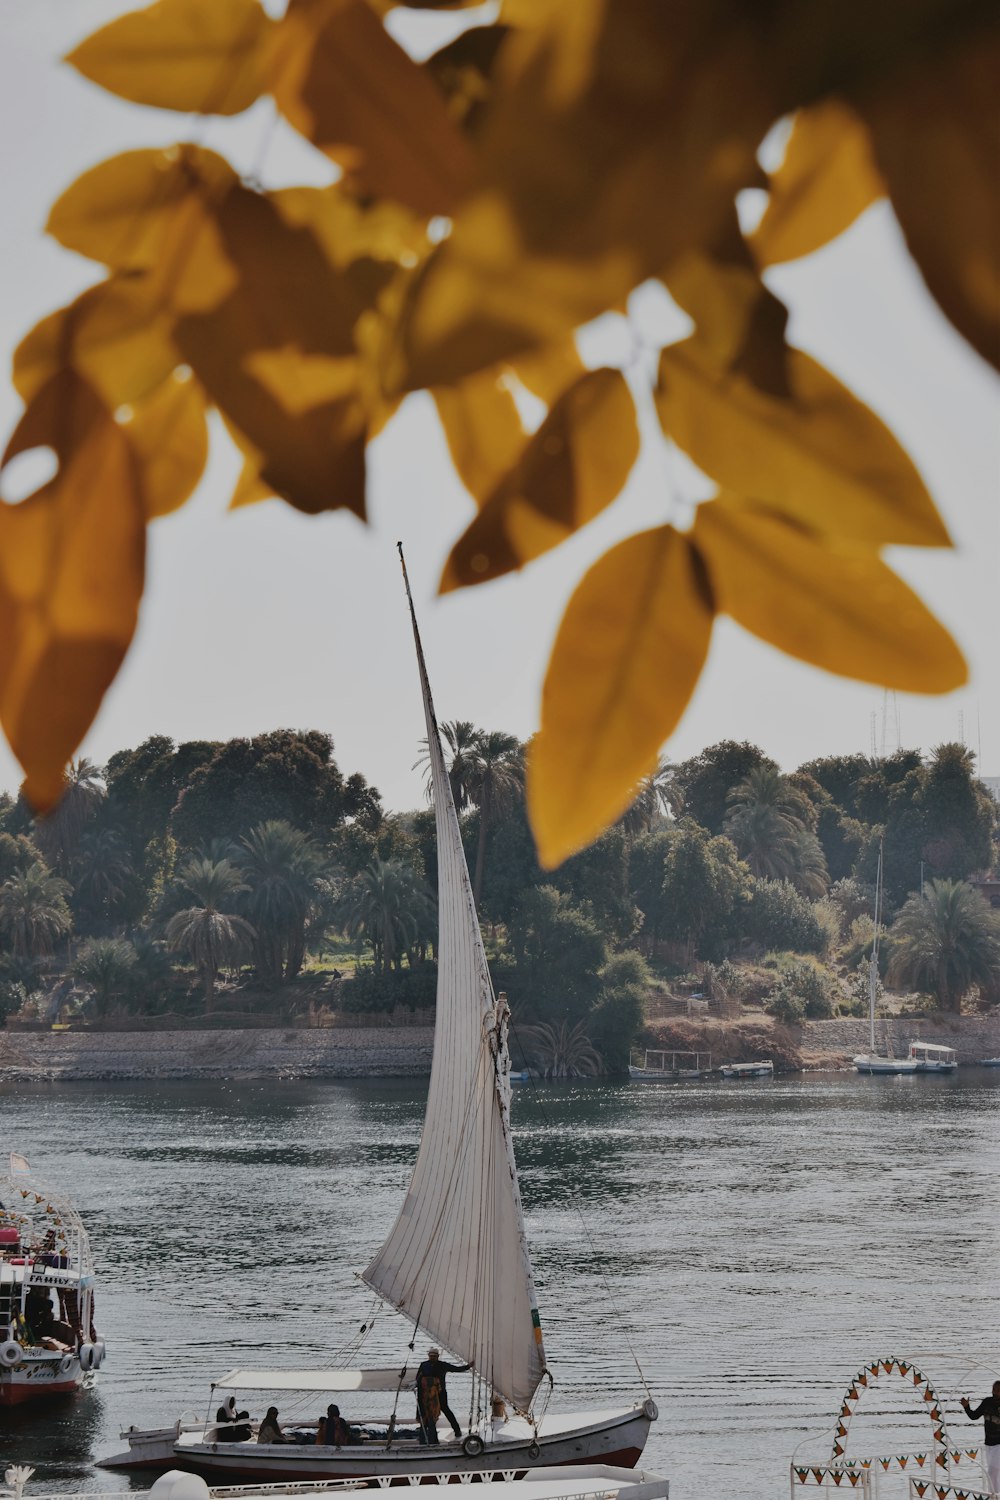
[0, 1025, 435, 1080]
[2, 1011, 999, 1079]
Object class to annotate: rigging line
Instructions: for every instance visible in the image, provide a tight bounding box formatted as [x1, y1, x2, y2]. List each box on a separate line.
[506, 1012, 653, 1403]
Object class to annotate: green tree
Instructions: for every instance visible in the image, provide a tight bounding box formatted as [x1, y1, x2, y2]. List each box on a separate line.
[554, 824, 638, 944]
[71, 826, 139, 932]
[467, 730, 523, 905]
[725, 765, 829, 894]
[166, 857, 255, 1007]
[517, 1018, 603, 1079]
[336, 858, 435, 974]
[659, 822, 750, 961]
[0, 862, 72, 960]
[587, 951, 650, 1071]
[238, 820, 326, 985]
[628, 827, 677, 952]
[887, 878, 1000, 1013]
[417, 720, 482, 812]
[798, 754, 876, 820]
[72, 936, 138, 1017]
[33, 758, 106, 874]
[618, 758, 678, 837]
[508, 885, 607, 1025]
[672, 742, 774, 836]
[744, 878, 826, 955]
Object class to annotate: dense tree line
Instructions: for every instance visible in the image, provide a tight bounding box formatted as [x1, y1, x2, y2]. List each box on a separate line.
[0, 729, 997, 1071]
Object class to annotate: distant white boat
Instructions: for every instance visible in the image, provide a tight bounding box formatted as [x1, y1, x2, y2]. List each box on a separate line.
[980, 1057, 1000, 1067]
[853, 844, 918, 1076]
[719, 1061, 773, 1080]
[628, 1049, 711, 1081]
[908, 1041, 958, 1072]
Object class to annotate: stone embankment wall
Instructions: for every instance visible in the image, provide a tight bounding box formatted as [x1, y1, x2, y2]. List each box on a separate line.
[799, 1014, 1000, 1064]
[0, 1026, 435, 1081]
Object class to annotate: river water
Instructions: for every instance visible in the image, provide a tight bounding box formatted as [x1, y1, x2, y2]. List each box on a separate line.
[1, 1070, 998, 1499]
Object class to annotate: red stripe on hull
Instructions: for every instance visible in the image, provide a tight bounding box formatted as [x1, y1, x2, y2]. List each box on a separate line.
[0, 1379, 81, 1406]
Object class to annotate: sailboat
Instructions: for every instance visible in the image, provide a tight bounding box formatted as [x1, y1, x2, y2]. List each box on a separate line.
[853, 844, 917, 1076]
[101, 551, 657, 1479]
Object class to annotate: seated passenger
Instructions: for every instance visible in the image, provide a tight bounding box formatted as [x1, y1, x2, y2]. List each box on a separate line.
[316, 1403, 351, 1446]
[215, 1395, 252, 1442]
[258, 1406, 286, 1444]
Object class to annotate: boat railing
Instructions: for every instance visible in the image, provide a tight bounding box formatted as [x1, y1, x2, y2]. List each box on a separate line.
[788, 1463, 872, 1495]
[18, 1482, 665, 1500]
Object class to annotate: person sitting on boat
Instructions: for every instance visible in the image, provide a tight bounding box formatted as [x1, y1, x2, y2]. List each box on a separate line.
[316, 1403, 351, 1446]
[416, 1347, 471, 1444]
[215, 1395, 252, 1442]
[25, 1290, 74, 1349]
[961, 1381, 1000, 1494]
[257, 1406, 286, 1444]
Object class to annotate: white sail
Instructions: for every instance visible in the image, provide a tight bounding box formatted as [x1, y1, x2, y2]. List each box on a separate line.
[362, 556, 547, 1412]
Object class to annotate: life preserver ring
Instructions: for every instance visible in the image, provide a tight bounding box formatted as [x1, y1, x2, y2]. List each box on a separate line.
[0, 1340, 21, 1368]
[462, 1434, 485, 1457]
[59, 1354, 74, 1374]
[91, 1338, 106, 1369]
[79, 1343, 96, 1372]
[642, 1397, 659, 1421]
[527, 1441, 541, 1460]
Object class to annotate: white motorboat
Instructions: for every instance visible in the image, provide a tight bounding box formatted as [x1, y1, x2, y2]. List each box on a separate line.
[853, 845, 918, 1076]
[908, 1041, 958, 1072]
[0, 1153, 104, 1407]
[100, 550, 658, 1481]
[718, 1061, 773, 1080]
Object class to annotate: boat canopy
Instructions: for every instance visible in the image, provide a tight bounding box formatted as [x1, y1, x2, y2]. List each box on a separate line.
[910, 1042, 956, 1054]
[213, 1367, 416, 1393]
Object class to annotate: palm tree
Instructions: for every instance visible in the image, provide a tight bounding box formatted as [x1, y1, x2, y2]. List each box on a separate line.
[0, 862, 72, 959]
[33, 758, 106, 873]
[518, 1018, 603, 1079]
[724, 766, 828, 893]
[415, 720, 482, 810]
[72, 936, 138, 1017]
[238, 820, 325, 985]
[72, 826, 134, 920]
[166, 857, 255, 1008]
[336, 858, 435, 974]
[888, 878, 1000, 1013]
[619, 758, 678, 837]
[467, 731, 522, 904]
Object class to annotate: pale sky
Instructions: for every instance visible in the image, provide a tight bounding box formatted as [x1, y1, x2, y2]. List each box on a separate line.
[1, 2, 998, 817]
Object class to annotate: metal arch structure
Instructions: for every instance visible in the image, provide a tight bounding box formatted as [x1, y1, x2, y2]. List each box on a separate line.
[829, 1358, 951, 1473]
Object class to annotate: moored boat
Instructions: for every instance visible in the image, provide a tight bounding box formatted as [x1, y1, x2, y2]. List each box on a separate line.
[100, 549, 658, 1481]
[628, 1049, 711, 1081]
[719, 1061, 773, 1079]
[0, 1153, 104, 1406]
[908, 1041, 958, 1072]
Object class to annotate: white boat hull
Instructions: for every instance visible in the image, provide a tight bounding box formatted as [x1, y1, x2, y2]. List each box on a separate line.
[853, 1055, 919, 1075]
[100, 1404, 656, 1480]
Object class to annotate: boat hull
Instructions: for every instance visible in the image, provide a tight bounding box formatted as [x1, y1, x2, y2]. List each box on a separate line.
[0, 1354, 84, 1406]
[853, 1055, 918, 1075]
[100, 1405, 655, 1480]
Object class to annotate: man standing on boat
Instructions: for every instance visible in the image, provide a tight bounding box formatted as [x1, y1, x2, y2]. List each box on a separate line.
[961, 1381, 1000, 1494]
[416, 1346, 471, 1443]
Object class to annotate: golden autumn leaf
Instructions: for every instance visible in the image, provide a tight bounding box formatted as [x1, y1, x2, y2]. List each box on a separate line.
[118, 371, 209, 519]
[392, 2, 776, 388]
[528, 526, 713, 868]
[66, 0, 274, 116]
[46, 146, 238, 274]
[508, 340, 584, 406]
[13, 276, 179, 414]
[0, 372, 145, 810]
[269, 0, 475, 217]
[441, 367, 639, 591]
[656, 336, 950, 549]
[434, 369, 526, 506]
[693, 496, 967, 692]
[862, 33, 1000, 374]
[751, 100, 885, 267]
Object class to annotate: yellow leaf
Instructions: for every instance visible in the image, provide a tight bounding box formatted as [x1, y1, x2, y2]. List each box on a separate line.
[0, 372, 145, 810]
[392, 3, 775, 388]
[751, 101, 885, 267]
[508, 340, 584, 406]
[528, 526, 713, 867]
[119, 371, 209, 519]
[66, 0, 274, 116]
[656, 336, 950, 549]
[693, 496, 966, 692]
[441, 368, 639, 590]
[13, 276, 179, 410]
[862, 33, 1000, 373]
[171, 180, 373, 515]
[434, 369, 526, 505]
[271, 186, 428, 272]
[269, 0, 475, 216]
[46, 146, 237, 273]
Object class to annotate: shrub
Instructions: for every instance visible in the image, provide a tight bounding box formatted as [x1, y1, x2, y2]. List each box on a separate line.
[765, 957, 840, 1020]
[342, 962, 437, 1013]
[745, 879, 827, 954]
